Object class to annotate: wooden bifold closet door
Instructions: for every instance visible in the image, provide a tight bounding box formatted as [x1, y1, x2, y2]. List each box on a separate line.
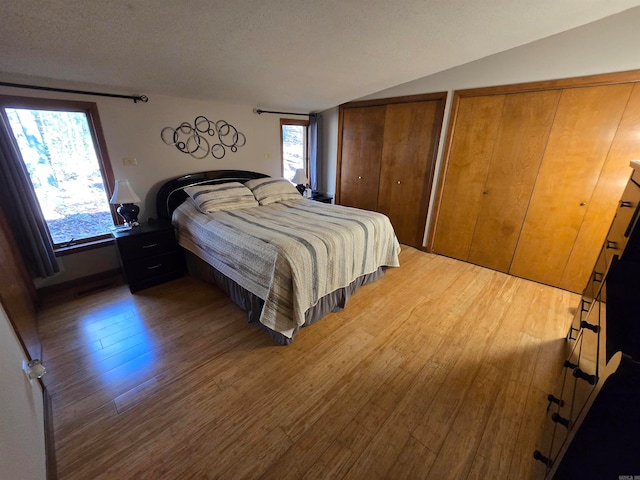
[338, 106, 385, 212]
[433, 90, 560, 272]
[432, 73, 640, 293]
[337, 93, 446, 249]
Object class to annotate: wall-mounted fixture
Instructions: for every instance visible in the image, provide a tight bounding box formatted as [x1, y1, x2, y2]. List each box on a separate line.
[161, 116, 246, 160]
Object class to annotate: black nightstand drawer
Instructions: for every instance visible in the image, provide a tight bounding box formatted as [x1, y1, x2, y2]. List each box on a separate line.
[124, 251, 182, 283]
[117, 229, 178, 260]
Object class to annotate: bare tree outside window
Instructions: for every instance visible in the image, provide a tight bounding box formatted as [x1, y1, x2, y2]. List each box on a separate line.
[4, 105, 115, 246]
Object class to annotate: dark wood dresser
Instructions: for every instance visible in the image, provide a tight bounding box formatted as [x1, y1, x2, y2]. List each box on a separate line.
[533, 161, 640, 478]
[112, 219, 184, 293]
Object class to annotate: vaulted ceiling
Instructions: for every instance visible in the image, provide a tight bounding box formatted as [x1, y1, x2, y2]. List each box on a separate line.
[2, 1, 640, 112]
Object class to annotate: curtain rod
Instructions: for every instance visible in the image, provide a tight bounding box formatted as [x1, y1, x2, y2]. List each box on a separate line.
[254, 108, 316, 117]
[0, 81, 149, 103]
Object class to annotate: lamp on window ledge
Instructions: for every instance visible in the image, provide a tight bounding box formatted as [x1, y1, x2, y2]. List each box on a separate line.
[292, 168, 309, 195]
[110, 179, 141, 227]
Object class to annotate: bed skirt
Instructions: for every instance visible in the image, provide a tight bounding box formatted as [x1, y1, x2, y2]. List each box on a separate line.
[184, 250, 385, 345]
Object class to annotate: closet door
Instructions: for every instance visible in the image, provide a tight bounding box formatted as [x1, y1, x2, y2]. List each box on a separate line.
[432, 95, 505, 259]
[558, 84, 640, 292]
[466, 90, 560, 272]
[378, 100, 441, 248]
[338, 106, 385, 211]
[510, 84, 634, 287]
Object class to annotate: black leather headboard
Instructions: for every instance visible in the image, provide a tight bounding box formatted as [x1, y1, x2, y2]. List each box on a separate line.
[155, 170, 269, 220]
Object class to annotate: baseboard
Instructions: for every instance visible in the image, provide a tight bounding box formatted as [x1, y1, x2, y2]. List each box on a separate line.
[37, 268, 125, 298]
[42, 383, 57, 480]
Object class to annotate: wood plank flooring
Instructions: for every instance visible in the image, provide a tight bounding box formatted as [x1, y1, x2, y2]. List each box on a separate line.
[38, 247, 578, 479]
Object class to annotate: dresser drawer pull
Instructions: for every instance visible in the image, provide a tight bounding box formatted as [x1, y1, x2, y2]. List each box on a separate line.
[533, 450, 552, 467]
[580, 320, 599, 333]
[547, 394, 564, 409]
[606, 240, 618, 250]
[592, 271, 604, 283]
[573, 368, 597, 385]
[551, 412, 570, 428]
[146, 264, 162, 270]
[563, 360, 578, 370]
[142, 243, 159, 249]
[620, 200, 634, 208]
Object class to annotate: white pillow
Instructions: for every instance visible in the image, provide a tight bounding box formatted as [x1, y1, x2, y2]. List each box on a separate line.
[244, 177, 302, 205]
[184, 182, 258, 213]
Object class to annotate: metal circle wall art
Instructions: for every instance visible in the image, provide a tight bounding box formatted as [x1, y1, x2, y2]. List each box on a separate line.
[161, 116, 246, 160]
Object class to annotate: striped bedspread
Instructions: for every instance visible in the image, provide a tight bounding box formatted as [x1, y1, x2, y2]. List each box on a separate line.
[172, 198, 401, 339]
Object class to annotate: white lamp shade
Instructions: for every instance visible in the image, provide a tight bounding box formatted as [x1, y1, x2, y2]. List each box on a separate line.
[110, 180, 141, 204]
[292, 168, 309, 185]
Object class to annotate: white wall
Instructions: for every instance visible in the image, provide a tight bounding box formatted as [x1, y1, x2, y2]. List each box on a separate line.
[321, 6, 640, 245]
[0, 303, 46, 480]
[0, 85, 284, 286]
[318, 107, 338, 195]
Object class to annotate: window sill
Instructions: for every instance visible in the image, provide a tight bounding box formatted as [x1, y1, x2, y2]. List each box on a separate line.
[54, 237, 115, 257]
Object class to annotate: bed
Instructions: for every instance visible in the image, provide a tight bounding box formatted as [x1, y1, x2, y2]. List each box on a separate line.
[156, 170, 401, 344]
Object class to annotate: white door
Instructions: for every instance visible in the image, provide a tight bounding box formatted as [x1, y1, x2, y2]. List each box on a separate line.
[0, 302, 47, 480]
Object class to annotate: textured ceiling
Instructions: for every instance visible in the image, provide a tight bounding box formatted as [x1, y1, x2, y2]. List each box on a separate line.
[1, 1, 640, 112]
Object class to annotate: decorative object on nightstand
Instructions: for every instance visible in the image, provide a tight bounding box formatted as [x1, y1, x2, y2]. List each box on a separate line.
[292, 168, 309, 195]
[111, 218, 184, 293]
[110, 179, 141, 228]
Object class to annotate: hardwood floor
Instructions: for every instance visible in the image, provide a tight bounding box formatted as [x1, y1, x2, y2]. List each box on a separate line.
[38, 247, 578, 479]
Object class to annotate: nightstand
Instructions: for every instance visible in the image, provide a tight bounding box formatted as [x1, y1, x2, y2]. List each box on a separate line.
[111, 219, 184, 293]
[311, 192, 333, 204]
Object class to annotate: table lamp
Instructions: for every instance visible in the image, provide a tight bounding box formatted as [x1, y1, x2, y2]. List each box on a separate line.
[110, 179, 141, 227]
[292, 168, 309, 195]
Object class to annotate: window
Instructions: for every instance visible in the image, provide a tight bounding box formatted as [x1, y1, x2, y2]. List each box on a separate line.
[0, 96, 117, 250]
[280, 118, 309, 183]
